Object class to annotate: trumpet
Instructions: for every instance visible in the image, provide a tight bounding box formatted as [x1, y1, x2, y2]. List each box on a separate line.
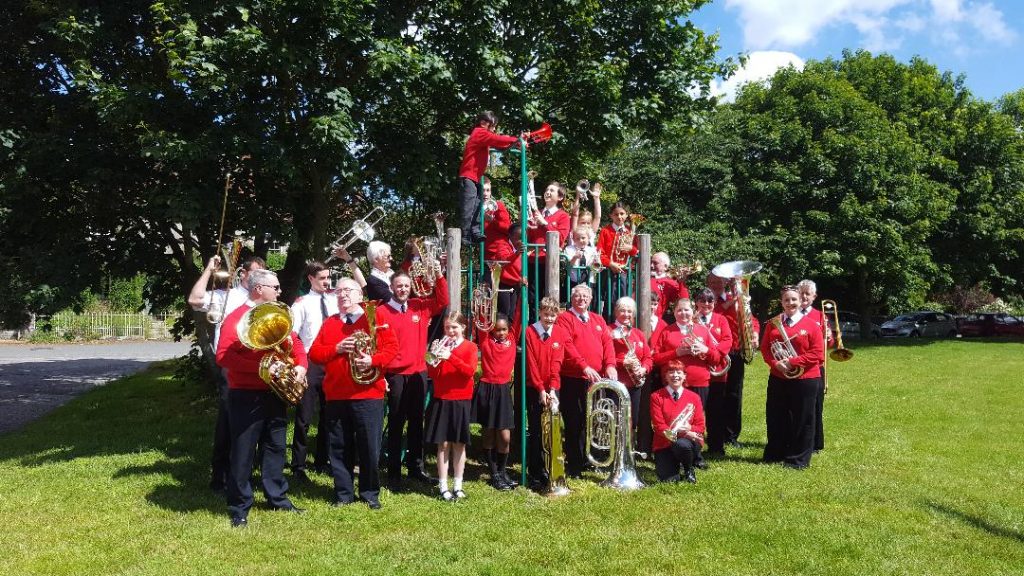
[526, 170, 539, 215]
[326, 207, 386, 263]
[562, 179, 590, 210]
[769, 314, 805, 379]
[669, 260, 702, 279]
[425, 336, 456, 367]
[822, 299, 853, 362]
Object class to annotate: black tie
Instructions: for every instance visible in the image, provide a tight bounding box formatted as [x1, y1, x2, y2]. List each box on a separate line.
[672, 390, 679, 401]
[785, 317, 793, 327]
[578, 314, 587, 323]
[401, 303, 407, 314]
[345, 313, 354, 325]
[320, 294, 329, 319]
[542, 332, 549, 342]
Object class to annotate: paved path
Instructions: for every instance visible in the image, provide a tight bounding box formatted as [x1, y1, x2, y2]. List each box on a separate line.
[0, 341, 191, 434]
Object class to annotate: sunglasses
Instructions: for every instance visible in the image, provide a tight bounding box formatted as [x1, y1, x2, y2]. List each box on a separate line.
[259, 284, 282, 292]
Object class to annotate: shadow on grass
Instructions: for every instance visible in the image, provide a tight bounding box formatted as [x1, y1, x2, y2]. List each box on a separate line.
[926, 500, 1024, 543]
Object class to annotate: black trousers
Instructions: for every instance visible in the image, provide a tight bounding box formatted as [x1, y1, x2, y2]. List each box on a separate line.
[706, 381, 728, 453]
[525, 386, 549, 487]
[636, 369, 662, 455]
[724, 351, 746, 442]
[814, 365, 826, 451]
[559, 377, 590, 476]
[291, 363, 329, 471]
[763, 375, 818, 468]
[326, 399, 384, 504]
[688, 386, 709, 465]
[385, 371, 427, 479]
[654, 438, 701, 481]
[458, 176, 483, 242]
[226, 389, 290, 520]
[210, 370, 231, 486]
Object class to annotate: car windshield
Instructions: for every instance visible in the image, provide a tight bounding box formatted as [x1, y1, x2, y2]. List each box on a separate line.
[892, 314, 921, 322]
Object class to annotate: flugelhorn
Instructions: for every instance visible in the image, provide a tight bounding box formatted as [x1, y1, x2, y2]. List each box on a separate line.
[236, 301, 308, 405]
[326, 207, 386, 263]
[822, 299, 853, 362]
[586, 379, 645, 491]
[769, 314, 805, 379]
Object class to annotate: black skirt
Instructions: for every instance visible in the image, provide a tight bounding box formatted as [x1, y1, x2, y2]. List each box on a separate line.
[424, 398, 472, 444]
[472, 381, 516, 430]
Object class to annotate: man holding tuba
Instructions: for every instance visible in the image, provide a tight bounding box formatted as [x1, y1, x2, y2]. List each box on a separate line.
[308, 278, 399, 509]
[375, 270, 449, 491]
[556, 284, 618, 479]
[216, 269, 308, 528]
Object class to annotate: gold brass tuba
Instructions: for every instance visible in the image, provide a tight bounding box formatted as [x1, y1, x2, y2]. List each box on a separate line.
[206, 237, 243, 325]
[236, 301, 308, 405]
[349, 302, 381, 384]
[472, 261, 505, 331]
[711, 260, 763, 364]
[769, 314, 806, 379]
[585, 379, 645, 490]
[541, 394, 571, 497]
[822, 300, 854, 362]
[609, 214, 644, 268]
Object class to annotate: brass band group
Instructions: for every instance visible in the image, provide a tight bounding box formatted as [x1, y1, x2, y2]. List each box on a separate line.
[188, 111, 851, 528]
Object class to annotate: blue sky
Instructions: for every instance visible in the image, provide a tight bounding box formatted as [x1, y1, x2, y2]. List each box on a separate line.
[691, 0, 1022, 102]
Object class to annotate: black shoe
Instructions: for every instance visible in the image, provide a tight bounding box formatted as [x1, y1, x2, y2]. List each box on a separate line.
[387, 479, 404, 493]
[292, 469, 311, 483]
[683, 470, 698, 484]
[499, 471, 519, 488]
[273, 503, 306, 515]
[782, 462, 807, 471]
[694, 459, 708, 470]
[332, 499, 354, 508]
[408, 469, 436, 484]
[707, 449, 725, 458]
[311, 463, 331, 475]
[489, 476, 513, 491]
[230, 516, 248, 528]
[363, 499, 382, 510]
[727, 440, 743, 449]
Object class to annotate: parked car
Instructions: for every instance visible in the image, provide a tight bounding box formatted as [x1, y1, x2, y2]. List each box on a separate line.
[834, 311, 881, 339]
[957, 312, 1024, 337]
[881, 311, 958, 338]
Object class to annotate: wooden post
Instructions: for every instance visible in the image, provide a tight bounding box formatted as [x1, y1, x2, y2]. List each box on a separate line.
[546, 231, 560, 301]
[447, 227, 462, 311]
[637, 234, 652, 339]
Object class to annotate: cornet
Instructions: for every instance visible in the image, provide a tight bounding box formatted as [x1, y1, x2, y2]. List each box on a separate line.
[563, 179, 590, 210]
[612, 322, 646, 387]
[425, 336, 456, 367]
[326, 207, 386, 263]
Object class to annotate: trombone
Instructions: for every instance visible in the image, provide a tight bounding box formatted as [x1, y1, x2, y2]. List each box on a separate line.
[325, 207, 386, 263]
[821, 300, 853, 362]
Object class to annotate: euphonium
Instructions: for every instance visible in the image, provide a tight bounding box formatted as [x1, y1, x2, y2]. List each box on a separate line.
[698, 315, 732, 377]
[410, 236, 442, 297]
[711, 260, 763, 364]
[472, 261, 505, 331]
[609, 214, 644, 268]
[424, 336, 456, 368]
[822, 299, 854, 362]
[236, 301, 308, 405]
[586, 379, 645, 491]
[769, 315, 806, 379]
[349, 302, 381, 384]
[612, 323, 646, 387]
[205, 237, 243, 324]
[541, 394, 571, 497]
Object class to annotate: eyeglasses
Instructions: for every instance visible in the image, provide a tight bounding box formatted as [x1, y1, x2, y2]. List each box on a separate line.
[336, 287, 359, 294]
[781, 285, 799, 293]
[259, 284, 282, 292]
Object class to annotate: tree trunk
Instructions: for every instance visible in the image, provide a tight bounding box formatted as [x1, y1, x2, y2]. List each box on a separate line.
[856, 267, 873, 339]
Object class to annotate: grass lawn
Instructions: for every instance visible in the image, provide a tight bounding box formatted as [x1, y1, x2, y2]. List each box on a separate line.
[1, 339, 1022, 575]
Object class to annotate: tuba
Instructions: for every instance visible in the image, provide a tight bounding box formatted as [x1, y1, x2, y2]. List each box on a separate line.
[711, 260, 763, 364]
[349, 302, 381, 384]
[612, 323, 646, 387]
[236, 301, 308, 405]
[769, 314, 806, 379]
[206, 237, 243, 324]
[472, 261, 505, 331]
[325, 207, 386, 264]
[585, 379, 645, 491]
[609, 214, 644, 268]
[541, 394, 571, 497]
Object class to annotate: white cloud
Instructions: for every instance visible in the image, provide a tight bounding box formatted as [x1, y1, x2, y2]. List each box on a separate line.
[710, 50, 806, 102]
[723, 0, 1016, 53]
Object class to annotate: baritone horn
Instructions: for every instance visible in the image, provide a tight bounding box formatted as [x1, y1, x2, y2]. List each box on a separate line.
[236, 301, 308, 405]
[326, 207, 386, 263]
[822, 299, 853, 362]
[350, 302, 381, 384]
[586, 379, 645, 491]
[472, 261, 506, 331]
[768, 314, 806, 379]
[541, 393, 571, 497]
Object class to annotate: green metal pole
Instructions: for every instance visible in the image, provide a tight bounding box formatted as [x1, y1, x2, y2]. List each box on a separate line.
[519, 139, 528, 487]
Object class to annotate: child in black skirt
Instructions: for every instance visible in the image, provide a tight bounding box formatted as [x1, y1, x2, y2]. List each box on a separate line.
[473, 313, 519, 490]
[425, 312, 479, 501]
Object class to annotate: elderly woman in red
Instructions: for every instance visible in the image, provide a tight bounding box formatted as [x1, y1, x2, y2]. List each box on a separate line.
[760, 285, 825, 469]
[610, 297, 652, 438]
[650, 360, 705, 483]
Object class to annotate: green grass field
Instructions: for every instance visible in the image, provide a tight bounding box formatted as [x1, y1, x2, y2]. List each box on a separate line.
[2, 339, 1022, 575]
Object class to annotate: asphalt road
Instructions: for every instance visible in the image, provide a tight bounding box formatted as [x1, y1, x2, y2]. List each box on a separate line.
[0, 341, 191, 435]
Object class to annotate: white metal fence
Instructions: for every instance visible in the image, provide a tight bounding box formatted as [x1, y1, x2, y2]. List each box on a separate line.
[39, 312, 177, 340]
